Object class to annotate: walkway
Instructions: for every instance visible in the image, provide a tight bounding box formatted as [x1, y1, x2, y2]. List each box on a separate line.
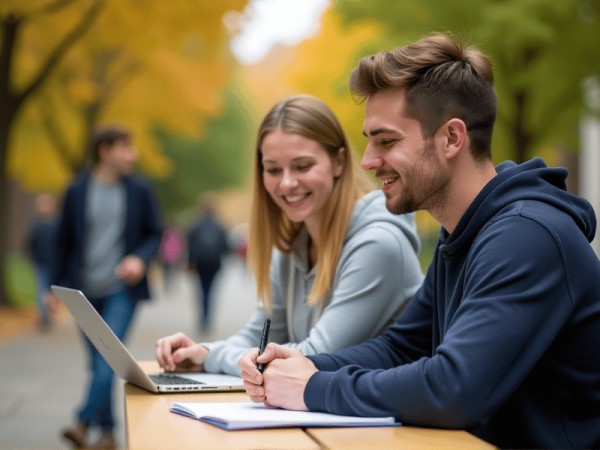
[0, 256, 257, 449]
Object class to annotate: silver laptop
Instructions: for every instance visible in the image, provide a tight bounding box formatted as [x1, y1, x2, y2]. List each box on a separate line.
[51, 285, 244, 393]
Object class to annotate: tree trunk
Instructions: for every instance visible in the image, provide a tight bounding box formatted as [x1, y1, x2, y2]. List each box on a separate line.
[558, 147, 580, 195]
[0, 121, 13, 306]
[0, 3, 103, 305]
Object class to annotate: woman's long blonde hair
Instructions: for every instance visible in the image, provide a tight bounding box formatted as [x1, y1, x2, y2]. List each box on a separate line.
[248, 94, 369, 309]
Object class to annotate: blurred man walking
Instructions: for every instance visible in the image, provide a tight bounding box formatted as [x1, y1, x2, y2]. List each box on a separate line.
[47, 125, 162, 449]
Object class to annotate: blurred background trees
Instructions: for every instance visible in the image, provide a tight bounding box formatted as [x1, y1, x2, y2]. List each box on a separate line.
[0, 0, 248, 304]
[1, 0, 598, 305]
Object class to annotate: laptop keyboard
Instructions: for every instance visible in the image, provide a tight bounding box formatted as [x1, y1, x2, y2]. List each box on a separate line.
[150, 374, 205, 385]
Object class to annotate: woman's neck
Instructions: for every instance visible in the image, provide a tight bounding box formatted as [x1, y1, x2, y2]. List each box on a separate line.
[307, 236, 318, 268]
[303, 218, 320, 268]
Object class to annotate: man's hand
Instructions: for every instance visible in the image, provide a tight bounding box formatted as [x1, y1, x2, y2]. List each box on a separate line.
[155, 332, 208, 372]
[44, 291, 60, 317]
[239, 343, 317, 411]
[116, 255, 145, 285]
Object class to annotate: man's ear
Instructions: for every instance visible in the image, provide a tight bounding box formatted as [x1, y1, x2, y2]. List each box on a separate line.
[443, 118, 467, 160]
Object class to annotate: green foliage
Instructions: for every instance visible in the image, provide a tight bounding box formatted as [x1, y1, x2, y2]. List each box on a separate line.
[418, 230, 439, 272]
[153, 81, 256, 219]
[3, 253, 36, 307]
[334, 0, 600, 163]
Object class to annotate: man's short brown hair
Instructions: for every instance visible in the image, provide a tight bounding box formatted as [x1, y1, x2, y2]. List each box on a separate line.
[350, 33, 497, 160]
[88, 125, 131, 166]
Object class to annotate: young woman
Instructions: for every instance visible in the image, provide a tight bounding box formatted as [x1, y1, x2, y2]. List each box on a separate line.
[155, 94, 423, 376]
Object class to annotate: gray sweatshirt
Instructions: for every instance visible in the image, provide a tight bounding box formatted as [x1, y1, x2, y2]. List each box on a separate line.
[203, 190, 424, 375]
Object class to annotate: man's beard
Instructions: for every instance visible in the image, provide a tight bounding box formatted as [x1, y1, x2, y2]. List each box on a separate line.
[385, 140, 448, 215]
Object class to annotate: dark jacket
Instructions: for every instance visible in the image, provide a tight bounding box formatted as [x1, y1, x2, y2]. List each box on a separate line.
[187, 216, 229, 271]
[305, 158, 600, 449]
[27, 218, 58, 268]
[50, 173, 162, 302]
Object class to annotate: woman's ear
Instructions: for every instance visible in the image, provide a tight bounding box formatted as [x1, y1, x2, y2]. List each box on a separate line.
[333, 147, 345, 178]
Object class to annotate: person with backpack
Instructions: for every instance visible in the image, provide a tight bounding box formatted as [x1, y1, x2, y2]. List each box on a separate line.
[187, 193, 231, 332]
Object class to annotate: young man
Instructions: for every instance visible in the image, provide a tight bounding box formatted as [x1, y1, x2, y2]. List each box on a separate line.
[239, 33, 600, 449]
[47, 125, 162, 449]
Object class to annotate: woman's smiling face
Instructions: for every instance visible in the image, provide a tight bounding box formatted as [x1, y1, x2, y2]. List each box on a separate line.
[261, 129, 343, 233]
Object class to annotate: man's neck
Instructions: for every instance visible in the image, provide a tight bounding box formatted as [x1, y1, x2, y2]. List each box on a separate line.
[431, 160, 497, 235]
[92, 165, 122, 184]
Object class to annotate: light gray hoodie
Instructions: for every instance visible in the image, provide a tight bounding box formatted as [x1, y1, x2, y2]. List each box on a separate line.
[203, 190, 424, 375]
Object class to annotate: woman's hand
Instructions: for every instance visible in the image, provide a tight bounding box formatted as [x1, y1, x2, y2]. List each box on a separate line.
[155, 332, 208, 372]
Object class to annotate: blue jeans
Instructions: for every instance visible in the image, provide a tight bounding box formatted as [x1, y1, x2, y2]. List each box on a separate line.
[196, 268, 219, 330]
[77, 290, 136, 431]
[33, 265, 51, 325]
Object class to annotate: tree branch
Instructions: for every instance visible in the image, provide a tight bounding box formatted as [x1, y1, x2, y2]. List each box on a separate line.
[27, 0, 79, 19]
[0, 14, 21, 109]
[39, 98, 80, 172]
[16, 0, 104, 107]
[100, 59, 141, 106]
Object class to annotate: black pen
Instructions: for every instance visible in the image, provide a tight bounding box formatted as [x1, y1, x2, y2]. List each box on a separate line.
[257, 318, 271, 373]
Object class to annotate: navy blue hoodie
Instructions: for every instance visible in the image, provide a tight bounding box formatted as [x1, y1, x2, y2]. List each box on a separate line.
[304, 158, 600, 449]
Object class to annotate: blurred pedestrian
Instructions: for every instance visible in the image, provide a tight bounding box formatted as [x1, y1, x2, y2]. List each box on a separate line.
[46, 124, 162, 449]
[187, 193, 230, 332]
[26, 192, 58, 332]
[158, 221, 185, 293]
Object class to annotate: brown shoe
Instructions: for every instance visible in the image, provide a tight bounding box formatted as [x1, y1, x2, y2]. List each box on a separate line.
[61, 423, 88, 448]
[88, 431, 116, 450]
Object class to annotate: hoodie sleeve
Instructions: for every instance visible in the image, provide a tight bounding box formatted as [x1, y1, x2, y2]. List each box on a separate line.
[203, 219, 424, 375]
[304, 215, 575, 430]
[202, 308, 268, 376]
[283, 220, 423, 355]
[202, 252, 290, 376]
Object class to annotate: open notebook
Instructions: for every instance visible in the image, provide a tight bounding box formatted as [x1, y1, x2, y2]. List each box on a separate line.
[52, 285, 244, 393]
[170, 401, 399, 430]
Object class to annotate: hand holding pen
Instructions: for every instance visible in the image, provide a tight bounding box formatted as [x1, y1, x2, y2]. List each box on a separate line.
[257, 318, 271, 373]
[240, 340, 317, 409]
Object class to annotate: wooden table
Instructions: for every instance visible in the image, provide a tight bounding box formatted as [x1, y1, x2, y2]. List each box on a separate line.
[306, 426, 496, 449]
[124, 363, 496, 449]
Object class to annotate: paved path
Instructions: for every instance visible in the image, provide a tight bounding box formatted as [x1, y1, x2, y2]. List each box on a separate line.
[0, 256, 257, 449]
